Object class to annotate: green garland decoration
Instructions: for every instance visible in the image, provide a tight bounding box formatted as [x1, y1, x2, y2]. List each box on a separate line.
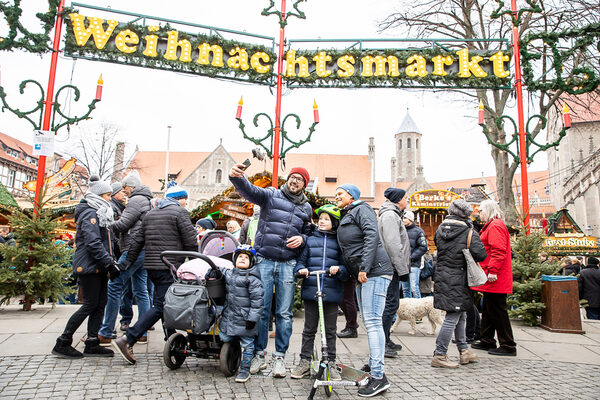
[63, 14, 277, 84]
[261, 0, 306, 28]
[490, 0, 542, 26]
[285, 47, 512, 89]
[520, 23, 600, 95]
[0, 0, 60, 53]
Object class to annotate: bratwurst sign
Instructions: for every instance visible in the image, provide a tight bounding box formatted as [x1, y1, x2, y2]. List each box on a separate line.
[64, 12, 512, 89]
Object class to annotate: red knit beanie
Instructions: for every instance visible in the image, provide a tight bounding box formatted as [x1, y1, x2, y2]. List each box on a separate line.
[288, 167, 310, 186]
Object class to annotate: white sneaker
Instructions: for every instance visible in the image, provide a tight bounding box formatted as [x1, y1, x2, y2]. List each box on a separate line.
[250, 355, 267, 374]
[272, 356, 287, 378]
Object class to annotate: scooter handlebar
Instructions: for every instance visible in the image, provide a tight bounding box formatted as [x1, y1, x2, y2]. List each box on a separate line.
[294, 268, 334, 279]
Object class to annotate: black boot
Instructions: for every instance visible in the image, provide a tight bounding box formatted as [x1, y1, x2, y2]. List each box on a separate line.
[84, 337, 114, 357]
[52, 337, 83, 359]
[337, 327, 358, 338]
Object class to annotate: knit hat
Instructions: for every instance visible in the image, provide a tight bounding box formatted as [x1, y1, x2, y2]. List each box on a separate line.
[288, 167, 310, 186]
[196, 217, 217, 230]
[588, 256, 599, 266]
[447, 199, 473, 219]
[404, 210, 415, 222]
[384, 187, 406, 203]
[111, 181, 123, 196]
[165, 183, 188, 200]
[122, 170, 142, 188]
[337, 184, 361, 200]
[88, 175, 112, 196]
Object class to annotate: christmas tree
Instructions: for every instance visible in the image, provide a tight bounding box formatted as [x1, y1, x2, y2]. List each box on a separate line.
[508, 231, 561, 326]
[0, 198, 74, 311]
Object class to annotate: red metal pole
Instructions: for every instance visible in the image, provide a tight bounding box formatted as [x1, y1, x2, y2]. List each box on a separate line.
[271, 0, 286, 188]
[510, 0, 530, 234]
[34, 0, 65, 209]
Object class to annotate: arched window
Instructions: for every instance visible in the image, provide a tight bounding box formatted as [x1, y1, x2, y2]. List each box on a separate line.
[398, 139, 402, 150]
[407, 138, 412, 149]
[416, 138, 419, 149]
[215, 169, 222, 184]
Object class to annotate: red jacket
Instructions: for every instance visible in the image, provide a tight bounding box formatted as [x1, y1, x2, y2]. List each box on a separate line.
[472, 218, 513, 294]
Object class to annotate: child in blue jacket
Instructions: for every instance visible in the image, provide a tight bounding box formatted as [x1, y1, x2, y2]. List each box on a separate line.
[291, 205, 349, 380]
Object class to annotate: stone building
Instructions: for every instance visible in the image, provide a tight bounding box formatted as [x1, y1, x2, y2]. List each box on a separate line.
[547, 93, 600, 237]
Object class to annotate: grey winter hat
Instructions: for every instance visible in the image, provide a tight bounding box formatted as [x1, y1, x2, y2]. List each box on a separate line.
[88, 175, 112, 196]
[122, 170, 141, 188]
[447, 199, 473, 219]
[404, 210, 415, 222]
[111, 181, 123, 196]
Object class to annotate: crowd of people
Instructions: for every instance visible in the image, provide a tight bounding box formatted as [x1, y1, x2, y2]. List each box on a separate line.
[40, 164, 600, 398]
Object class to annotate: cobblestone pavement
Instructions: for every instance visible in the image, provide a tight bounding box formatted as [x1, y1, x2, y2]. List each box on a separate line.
[1, 353, 599, 400]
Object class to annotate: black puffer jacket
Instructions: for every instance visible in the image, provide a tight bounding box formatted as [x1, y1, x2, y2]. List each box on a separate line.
[126, 198, 197, 270]
[337, 201, 393, 279]
[111, 186, 153, 252]
[578, 265, 600, 308]
[219, 265, 264, 337]
[433, 216, 487, 312]
[406, 222, 429, 269]
[230, 176, 312, 261]
[72, 201, 114, 275]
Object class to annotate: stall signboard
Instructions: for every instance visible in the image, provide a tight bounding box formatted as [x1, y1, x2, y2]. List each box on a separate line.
[410, 190, 461, 209]
[543, 233, 598, 249]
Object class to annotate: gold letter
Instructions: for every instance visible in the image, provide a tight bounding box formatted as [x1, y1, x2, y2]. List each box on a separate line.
[490, 51, 511, 78]
[69, 13, 118, 50]
[456, 48, 487, 78]
[115, 29, 139, 54]
[285, 50, 309, 77]
[143, 26, 159, 57]
[337, 55, 355, 77]
[250, 52, 271, 74]
[431, 55, 453, 76]
[164, 31, 192, 62]
[197, 43, 224, 67]
[312, 51, 332, 77]
[405, 55, 428, 77]
[361, 55, 399, 77]
[227, 47, 250, 71]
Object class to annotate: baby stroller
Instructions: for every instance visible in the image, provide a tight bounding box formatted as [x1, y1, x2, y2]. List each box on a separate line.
[161, 232, 241, 375]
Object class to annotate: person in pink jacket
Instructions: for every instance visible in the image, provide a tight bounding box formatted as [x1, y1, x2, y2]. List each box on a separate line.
[471, 200, 517, 356]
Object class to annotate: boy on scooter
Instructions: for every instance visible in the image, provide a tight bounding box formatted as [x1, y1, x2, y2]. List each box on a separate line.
[291, 205, 349, 380]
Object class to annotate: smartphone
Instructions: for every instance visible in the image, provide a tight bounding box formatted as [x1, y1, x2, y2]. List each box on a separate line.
[240, 158, 251, 171]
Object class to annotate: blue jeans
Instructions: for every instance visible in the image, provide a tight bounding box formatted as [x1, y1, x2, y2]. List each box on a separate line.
[254, 256, 296, 358]
[220, 332, 255, 363]
[586, 307, 600, 320]
[99, 250, 150, 338]
[401, 267, 421, 298]
[356, 276, 390, 380]
[119, 278, 133, 325]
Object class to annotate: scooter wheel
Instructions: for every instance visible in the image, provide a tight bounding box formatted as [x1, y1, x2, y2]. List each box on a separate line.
[163, 332, 187, 370]
[323, 368, 333, 397]
[219, 341, 241, 377]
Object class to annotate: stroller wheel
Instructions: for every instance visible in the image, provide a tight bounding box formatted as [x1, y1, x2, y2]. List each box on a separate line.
[163, 333, 187, 370]
[219, 341, 241, 377]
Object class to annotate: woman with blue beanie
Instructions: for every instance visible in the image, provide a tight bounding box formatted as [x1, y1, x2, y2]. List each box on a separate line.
[335, 184, 393, 397]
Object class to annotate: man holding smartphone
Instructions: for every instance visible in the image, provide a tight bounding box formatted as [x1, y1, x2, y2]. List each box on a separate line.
[229, 163, 313, 378]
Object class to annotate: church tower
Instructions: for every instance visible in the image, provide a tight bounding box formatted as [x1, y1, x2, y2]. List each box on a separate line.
[393, 110, 422, 182]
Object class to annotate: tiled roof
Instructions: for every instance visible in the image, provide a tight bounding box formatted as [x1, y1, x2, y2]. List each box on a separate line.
[0, 132, 39, 171]
[563, 92, 600, 123]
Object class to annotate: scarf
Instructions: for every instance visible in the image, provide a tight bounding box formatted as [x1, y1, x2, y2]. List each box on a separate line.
[84, 192, 114, 227]
[280, 183, 308, 205]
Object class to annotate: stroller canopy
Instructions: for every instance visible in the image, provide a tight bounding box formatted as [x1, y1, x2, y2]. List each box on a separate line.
[199, 230, 240, 261]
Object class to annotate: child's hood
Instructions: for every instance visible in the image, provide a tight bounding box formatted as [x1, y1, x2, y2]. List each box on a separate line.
[232, 265, 261, 280]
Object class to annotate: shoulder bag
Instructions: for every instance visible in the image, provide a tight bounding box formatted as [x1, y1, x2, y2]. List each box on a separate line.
[463, 229, 488, 287]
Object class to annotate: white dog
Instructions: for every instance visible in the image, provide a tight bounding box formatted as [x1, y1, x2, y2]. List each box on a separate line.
[390, 296, 444, 335]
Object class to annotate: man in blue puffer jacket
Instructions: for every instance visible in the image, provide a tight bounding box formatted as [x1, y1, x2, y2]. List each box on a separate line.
[402, 210, 429, 299]
[229, 164, 313, 378]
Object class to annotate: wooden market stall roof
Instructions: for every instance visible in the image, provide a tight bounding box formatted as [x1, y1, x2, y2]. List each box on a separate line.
[547, 208, 583, 235]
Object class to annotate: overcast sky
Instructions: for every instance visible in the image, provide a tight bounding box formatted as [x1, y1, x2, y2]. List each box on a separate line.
[0, 0, 549, 183]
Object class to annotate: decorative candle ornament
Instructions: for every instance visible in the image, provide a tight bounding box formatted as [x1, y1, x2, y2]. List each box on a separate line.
[313, 100, 319, 123]
[236, 97, 243, 119]
[96, 74, 103, 101]
[478, 100, 484, 124]
[563, 103, 571, 128]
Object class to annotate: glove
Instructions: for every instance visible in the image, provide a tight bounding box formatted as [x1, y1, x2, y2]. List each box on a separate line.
[206, 268, 223, 280]
[245, 320, 256, 330]
[117, 259, 132, 272]
[106, 261, 121, 281]
[399, 273, 410, 282]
